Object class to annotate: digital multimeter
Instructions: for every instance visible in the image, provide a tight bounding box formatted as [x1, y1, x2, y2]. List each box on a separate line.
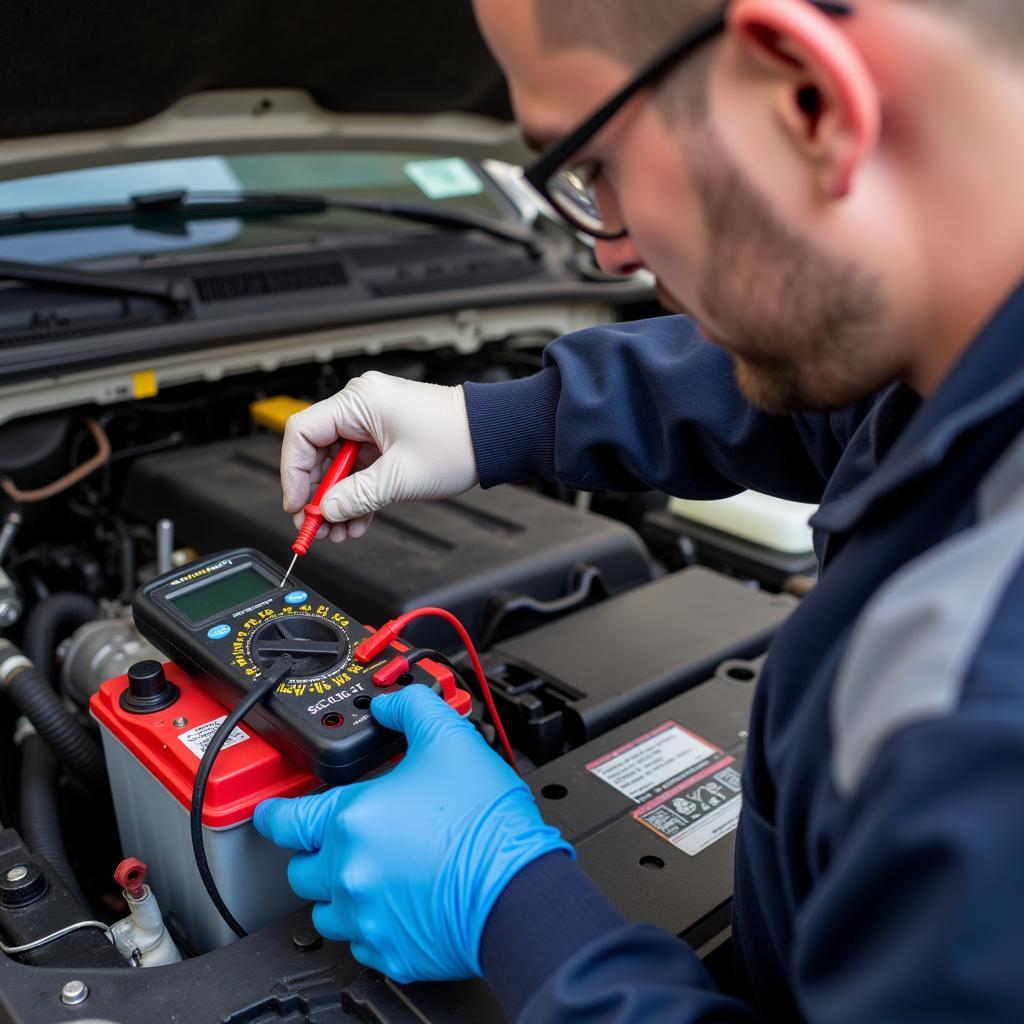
[133, 548, 443, 784]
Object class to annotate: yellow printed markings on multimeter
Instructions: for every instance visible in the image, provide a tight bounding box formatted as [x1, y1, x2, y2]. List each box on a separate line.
[227, 602, 355, 691]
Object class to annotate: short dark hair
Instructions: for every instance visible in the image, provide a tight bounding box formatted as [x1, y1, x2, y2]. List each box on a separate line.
[532, 1, 720, 120]
[532, 1, 1024, 119]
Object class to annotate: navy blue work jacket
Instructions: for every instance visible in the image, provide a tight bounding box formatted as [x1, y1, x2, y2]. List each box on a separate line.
[464, 281, 1024, 1022]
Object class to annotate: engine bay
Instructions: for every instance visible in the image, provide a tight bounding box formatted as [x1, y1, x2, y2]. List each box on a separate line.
[0, 310, 809, 1021]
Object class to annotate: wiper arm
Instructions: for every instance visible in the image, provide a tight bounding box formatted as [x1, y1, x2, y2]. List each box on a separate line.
[319, 194, 539, 252]
[0, 189, 540, 252]
[0, 257, 192, 311]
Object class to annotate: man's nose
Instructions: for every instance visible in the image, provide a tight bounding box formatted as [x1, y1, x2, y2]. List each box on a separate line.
[594, 234, 646, 277]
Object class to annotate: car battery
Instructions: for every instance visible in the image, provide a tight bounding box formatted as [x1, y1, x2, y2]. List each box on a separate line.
[120, 432, 653, 652]
[91, 661, 321, 953]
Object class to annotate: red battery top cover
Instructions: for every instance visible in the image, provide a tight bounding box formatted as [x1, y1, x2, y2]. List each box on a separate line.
[91, 662, 320, 828]
[91, 652, 472, 828]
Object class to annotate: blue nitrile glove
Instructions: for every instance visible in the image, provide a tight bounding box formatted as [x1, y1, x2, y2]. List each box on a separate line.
[253, 684, 572, 983]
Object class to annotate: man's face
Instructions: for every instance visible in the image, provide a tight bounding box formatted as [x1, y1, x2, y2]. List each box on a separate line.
[686, 127, 888, 412]
[474, 0, 903, 414]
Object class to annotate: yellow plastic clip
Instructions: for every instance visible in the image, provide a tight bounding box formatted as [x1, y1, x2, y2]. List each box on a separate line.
[132, 371, 159, 400]
[249, 396, 312, 434]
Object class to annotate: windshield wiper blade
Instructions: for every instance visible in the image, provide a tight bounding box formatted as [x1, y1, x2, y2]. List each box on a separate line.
[0, 191, 328, 237]
[0, 189, 540, 252]
[0, 257, 192, 310]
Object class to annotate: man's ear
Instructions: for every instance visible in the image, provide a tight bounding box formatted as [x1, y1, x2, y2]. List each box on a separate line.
[728, 0, 879, 199]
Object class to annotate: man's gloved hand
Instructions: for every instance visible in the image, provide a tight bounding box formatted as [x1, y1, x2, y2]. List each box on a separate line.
[280, 372, 478, 542]
[253, 685, 572, 983]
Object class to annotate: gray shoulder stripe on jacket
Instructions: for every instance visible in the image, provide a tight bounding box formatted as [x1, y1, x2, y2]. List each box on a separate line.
[831, 428, 1024, 798]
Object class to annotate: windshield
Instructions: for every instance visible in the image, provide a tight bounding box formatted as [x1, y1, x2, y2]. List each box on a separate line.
[0, 151, 515, 264]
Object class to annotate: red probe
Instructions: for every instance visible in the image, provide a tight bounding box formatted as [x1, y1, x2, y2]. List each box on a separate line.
[280, 439, 360, 586]
[279, 440, 517, 770]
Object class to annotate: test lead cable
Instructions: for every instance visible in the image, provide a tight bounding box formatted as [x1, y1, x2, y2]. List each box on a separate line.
[359, 608, 517, 771]
[190, 655, 294, 938]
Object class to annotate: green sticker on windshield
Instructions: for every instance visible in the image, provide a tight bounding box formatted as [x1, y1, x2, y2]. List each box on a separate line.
[404, 158, 484, 200]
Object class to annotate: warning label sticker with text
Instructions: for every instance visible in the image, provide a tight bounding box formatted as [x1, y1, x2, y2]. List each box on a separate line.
[586, 721, 742, 856]
[177, 717, 250, 760]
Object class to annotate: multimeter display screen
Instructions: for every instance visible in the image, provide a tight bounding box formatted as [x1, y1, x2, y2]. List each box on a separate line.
[169, 566, 273, 622]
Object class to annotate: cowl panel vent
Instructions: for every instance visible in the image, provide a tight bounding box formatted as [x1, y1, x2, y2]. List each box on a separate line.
[193, 261, 348, 303]
[0, 314, 154, 349]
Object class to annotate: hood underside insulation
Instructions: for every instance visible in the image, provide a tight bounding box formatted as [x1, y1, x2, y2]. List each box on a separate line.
[0, 0, 512, 140]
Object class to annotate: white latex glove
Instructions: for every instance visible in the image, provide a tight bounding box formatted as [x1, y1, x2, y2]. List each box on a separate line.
[281, 372, 478, 542]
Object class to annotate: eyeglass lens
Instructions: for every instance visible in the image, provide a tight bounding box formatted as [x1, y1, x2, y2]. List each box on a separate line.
[547, 164, 622, 236]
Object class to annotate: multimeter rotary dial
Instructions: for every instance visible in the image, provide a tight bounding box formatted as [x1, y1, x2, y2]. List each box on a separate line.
[247, 615, 350, 681]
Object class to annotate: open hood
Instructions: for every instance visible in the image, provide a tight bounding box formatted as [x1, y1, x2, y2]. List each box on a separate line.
[0, 0, 523, 179]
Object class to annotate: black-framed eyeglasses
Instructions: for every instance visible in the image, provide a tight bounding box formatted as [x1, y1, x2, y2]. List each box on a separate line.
[522, 0, 853, 240]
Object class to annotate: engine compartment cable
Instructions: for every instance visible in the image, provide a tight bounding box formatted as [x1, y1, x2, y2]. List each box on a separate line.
[0, 417, 111, 503]
[0, 919, 112, 956]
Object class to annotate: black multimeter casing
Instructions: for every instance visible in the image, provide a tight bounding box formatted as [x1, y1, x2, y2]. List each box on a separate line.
[133, 548, 441, 784]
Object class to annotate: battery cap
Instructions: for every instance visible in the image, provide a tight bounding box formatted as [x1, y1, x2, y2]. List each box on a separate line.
[120, 660, 179, 714]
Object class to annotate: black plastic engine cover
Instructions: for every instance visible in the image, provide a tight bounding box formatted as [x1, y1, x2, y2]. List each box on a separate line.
[482, 567, 793, 763]
[121, 433, 653, 652]
[643, 508, 818, 592]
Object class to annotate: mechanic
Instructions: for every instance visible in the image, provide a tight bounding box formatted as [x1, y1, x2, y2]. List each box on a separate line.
[255, 0, 1024, 1019]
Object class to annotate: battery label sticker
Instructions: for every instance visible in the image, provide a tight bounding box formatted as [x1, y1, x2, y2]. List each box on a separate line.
[586, 721, 742, 856]
[177, 717, 249, 760]
[633, 762, 742, 856]
[404, 158, 484, 200]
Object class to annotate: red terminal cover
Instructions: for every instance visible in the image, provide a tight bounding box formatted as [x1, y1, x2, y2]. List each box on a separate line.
[90, 662, 319, 829]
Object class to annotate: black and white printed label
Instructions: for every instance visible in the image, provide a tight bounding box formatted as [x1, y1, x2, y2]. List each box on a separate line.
[177, 717, 249, 759]
[633, 761, 742, 856]
[586, 721, 742, 856]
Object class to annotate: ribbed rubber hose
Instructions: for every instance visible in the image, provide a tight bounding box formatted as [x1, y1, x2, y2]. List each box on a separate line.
[4, 663, 106, 792]
[3, 594, 107, 791]
[23, 592, 98, 679]
[19, 731, 89, 908]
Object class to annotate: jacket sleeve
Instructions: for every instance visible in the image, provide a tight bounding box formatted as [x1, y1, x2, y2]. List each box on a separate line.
[480, 851, 755, 1024]
[483, 711, 1024, 1024]
[463, 316, 871, 502]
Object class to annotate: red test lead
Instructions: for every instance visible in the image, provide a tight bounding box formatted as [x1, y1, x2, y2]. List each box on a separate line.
[280, 440, 360, 586]
[357, 606, 518, 771]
